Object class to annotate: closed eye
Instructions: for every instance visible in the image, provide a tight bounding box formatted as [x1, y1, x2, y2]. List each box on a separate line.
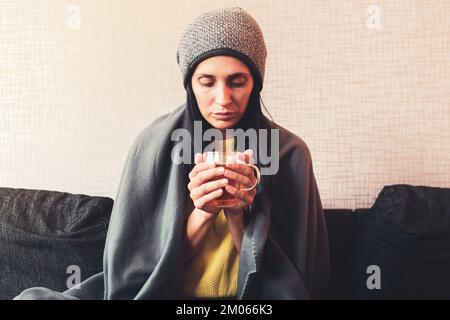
[197, 73, 250, 88]
[230, 80, 246, 87]
[229, 75, 248, 87]
[199, 81, 214, 87]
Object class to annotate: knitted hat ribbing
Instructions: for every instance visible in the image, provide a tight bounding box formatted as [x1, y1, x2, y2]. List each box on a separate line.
[177, 7, 267, 91]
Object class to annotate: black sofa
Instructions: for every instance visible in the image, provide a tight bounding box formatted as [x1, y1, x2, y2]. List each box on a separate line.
[1, 185, 449, 300]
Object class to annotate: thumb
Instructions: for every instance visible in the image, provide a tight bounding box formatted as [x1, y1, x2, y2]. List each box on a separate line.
[244, 149, 255, 164]
[244, 149, 253, 157]
[194, 153, 203, 165]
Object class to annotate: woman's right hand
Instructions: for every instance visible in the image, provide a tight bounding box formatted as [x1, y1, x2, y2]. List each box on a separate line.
[188, 153, 228, 217]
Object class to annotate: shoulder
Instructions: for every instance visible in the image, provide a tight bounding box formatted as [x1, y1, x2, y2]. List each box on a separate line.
[264, 122, 318, 200]
[136, 104, 186, 141]
[270, 121, 313, 166]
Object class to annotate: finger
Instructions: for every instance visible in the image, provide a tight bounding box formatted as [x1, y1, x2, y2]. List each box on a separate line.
[189, 166, 225, 190]
[226, 162, 253, 176]
[189, 161, 216, 180]
[189, 168, 226, 194]
[194, 153, 203, 165]
[194, 188, 223, 208]
[190, 177, 228, 200]
[225, 163, 255, 183]
[235, 152, 245, 165]
[243, 149, 255, 164]
[223, 167, 254, 187]
[236, 150, 255, 165]
[225, 184, 256, 205]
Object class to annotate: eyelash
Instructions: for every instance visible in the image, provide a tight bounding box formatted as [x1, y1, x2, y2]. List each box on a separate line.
[200, 82, 246, 88]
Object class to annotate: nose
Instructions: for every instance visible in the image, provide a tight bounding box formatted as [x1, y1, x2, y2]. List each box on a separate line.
[214, 82, 232, 107]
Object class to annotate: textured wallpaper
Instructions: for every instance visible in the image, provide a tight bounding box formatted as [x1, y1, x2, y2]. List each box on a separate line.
[1, 0, 449, 209]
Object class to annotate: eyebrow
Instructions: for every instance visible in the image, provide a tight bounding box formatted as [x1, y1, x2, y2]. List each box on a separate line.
[196, 72, 250, 79]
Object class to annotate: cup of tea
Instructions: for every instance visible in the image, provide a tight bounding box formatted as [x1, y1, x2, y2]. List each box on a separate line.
[204, 151, 261, 208]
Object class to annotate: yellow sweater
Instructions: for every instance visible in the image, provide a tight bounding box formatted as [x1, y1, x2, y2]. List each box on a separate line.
[183, 209, 239, 298]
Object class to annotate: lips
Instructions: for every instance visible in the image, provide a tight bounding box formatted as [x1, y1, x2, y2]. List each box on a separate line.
[212, 112, 236, 120]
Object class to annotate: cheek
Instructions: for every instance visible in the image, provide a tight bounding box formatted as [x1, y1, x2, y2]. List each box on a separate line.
[234, 88, 253, 109]
[193, 90, 214, 113]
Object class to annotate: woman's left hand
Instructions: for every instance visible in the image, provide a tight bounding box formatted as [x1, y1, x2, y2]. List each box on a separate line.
[223, 149, 258, 213]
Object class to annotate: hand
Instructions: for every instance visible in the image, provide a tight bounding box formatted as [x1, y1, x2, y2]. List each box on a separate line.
[223, 149, 258, 214]
[188, 153, 228, 217]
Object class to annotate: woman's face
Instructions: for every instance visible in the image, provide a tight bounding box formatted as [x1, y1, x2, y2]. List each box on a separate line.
[191, 56, 254, 133]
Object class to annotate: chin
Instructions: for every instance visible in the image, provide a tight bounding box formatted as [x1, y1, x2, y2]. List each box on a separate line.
[212, 120, 238, 130]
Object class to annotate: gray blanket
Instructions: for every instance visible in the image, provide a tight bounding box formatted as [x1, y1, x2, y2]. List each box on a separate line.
[15, 104, 329, 300]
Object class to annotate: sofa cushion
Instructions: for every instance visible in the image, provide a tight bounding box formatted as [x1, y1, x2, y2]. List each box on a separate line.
[323, 209, 357, 299]
[351, 184, 450, 299]
[0, 187, 113, 300]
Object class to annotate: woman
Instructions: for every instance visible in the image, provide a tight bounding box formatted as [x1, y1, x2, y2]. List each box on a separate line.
[15, 7, 329, 300]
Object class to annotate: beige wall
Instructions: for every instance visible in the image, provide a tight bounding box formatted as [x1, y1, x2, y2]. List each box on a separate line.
[1, 0, 449, 209]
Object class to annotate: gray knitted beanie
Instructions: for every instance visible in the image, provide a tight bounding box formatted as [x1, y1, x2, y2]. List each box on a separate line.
[177, 7, 267, 91]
